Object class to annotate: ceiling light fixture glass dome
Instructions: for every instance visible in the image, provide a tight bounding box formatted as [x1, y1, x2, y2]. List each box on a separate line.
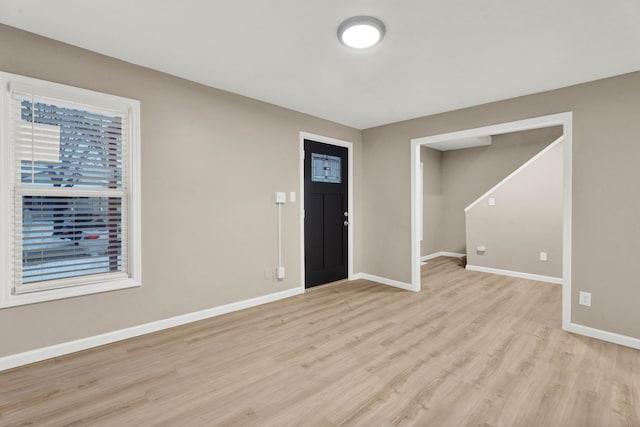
[338, 16, 386, 49]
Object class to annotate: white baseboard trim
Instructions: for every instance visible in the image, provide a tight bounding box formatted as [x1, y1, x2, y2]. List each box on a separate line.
[353, 273, 415, 292]
[0, 287, 304, 372]
[566, 322, 640, 350]
[421, 251, 465, 261]
[465, 264, 562, 285]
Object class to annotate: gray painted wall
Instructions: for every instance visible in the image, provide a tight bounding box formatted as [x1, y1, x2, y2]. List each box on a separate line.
[466, 141, 563, 277]
[421, 127, 562, 256]
[441, 127, 562, 253]
[420, 146, 443, 255]
[0, 24, 362, 357]
[362, 70, 640, 340]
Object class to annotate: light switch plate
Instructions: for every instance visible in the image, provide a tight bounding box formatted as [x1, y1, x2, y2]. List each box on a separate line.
[275, 192, 286, 204]
[489, 197, 496, 206]
[539, 251, 547, 261]
[289, 192, 296, 202]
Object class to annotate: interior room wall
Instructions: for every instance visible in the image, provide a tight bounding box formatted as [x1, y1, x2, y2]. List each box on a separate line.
[362, 70, 640, 340]
[421, 127, 561, 257]
[420, 146, 443, 256]
[0, 24, 362, 357]
[466, 141, 563, 277]
[441, 126, 562, 253]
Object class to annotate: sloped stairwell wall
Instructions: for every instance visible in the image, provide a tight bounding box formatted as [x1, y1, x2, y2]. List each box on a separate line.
[465, 137, 563, 280]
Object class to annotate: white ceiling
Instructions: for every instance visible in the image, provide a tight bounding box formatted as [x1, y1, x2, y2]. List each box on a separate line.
[1, 1, 639, 129]
[424, 136, 492, 152]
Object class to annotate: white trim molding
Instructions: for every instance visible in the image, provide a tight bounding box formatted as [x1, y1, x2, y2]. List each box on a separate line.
[299, 132, 355, 289]
[565, 323, 640, 351]
[352, 273, 414, 292]
[465, 264, 562, 285]
[411, 112, 572, 329]
[421, 251, 465, 261]
[0, 287, 303, 372]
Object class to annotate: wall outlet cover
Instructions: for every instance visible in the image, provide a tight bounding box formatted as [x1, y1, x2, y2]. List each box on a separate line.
[539, 251, 548, 261]
[579, 291, 592, 307]
[488, 197, 496, 206]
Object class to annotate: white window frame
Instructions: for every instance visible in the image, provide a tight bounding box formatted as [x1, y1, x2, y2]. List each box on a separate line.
[0, 72, 141, 308]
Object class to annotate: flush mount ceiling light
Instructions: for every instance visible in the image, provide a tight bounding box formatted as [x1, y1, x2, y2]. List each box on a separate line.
[337, 16, 386, 49]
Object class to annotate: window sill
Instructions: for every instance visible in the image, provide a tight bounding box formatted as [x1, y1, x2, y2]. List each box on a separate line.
[0, 278, 141, 308]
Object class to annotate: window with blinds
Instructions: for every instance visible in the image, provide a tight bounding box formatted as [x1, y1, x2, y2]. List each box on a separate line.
[1, 72, 141, 306]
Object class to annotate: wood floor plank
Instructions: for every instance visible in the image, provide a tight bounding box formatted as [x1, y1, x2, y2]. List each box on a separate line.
[1, 256, 639, 426]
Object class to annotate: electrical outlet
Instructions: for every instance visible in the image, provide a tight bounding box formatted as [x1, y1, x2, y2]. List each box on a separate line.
[488, 197, 496, 206]
[539, 251, 547, 262]
[276, 266, 285, 280]
[579, 291, 591, 307]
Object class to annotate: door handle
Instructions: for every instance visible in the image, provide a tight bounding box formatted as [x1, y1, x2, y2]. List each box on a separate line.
[344, 220, 349, 226]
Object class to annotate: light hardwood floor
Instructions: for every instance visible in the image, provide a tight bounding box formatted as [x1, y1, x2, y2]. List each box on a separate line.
[1, 256, 639, 426]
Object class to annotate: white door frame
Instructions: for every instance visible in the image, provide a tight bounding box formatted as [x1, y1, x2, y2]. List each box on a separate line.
[299, 132, 354, 291]
[410, 112, 573, 330]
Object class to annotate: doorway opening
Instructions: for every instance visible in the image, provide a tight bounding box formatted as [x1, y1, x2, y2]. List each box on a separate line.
[410, 112, 573, 330]
[299, 132, 354, 290]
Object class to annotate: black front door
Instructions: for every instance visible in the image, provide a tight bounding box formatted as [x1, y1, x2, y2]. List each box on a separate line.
[304, 139, 348, 288]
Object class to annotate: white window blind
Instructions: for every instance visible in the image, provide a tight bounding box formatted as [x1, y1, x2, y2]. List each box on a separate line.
[9, 86, 130, 294]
